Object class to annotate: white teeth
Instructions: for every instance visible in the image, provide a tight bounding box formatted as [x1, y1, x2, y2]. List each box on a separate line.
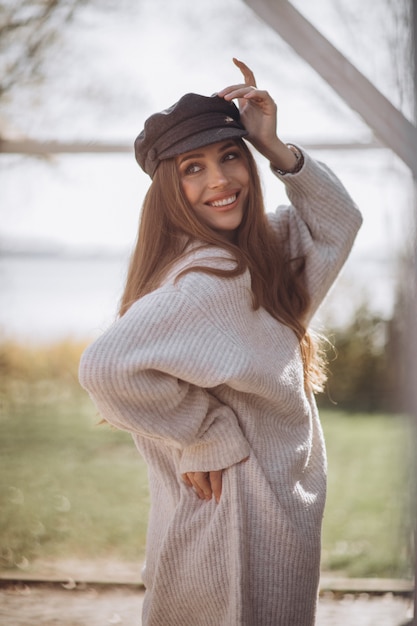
[209, 195, 236, 207]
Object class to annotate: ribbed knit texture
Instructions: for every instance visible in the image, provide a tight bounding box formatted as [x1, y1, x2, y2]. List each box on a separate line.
[79, 151, 362, 626]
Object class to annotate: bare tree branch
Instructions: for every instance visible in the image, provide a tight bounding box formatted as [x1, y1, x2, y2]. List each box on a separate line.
[0, 0, 88, 98]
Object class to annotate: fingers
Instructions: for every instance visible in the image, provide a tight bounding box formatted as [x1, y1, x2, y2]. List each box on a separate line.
[181, 469, 223, 503]
[221, 86, 271, 106]
[217, 58, 257, 101]
[209, 470, 222, 504]
[232, 57, 257, 87]
[217, 83, 248, 99]
[182, 457, 250, 504]
[182, 471, 214, 501]
[182, 473, 192, 487]
[218, 84, 255, 100]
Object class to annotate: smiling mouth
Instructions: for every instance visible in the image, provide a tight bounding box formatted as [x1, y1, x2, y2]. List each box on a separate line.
[207, 194, 237, 208]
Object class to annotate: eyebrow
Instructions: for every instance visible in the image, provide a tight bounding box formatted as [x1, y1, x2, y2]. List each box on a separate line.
[177, 141, 236, 166]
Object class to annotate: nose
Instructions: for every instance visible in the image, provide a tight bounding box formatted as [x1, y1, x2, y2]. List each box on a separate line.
[207, 162, 229, 188]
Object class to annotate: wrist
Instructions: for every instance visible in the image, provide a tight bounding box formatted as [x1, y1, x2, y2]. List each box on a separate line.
[271, 144, 304, 175]
[263, 139, 298, 171]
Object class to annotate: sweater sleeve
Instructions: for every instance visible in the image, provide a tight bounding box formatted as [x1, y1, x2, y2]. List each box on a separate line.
[79, 287, 250, 474]
[269, 148, 363, 321]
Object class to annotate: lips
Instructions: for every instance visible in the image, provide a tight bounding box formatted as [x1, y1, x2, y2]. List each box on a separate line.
[208, 194, 237, 207]
[206, 192, 239, 210]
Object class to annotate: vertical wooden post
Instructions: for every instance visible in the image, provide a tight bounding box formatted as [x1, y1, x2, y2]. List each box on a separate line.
[411, 1, 417, 620]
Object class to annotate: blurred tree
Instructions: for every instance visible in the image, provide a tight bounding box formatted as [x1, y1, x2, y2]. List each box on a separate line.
[319, 304, 401, 413]
[331, 0, 413, 117]
[0, 0, 88, 98]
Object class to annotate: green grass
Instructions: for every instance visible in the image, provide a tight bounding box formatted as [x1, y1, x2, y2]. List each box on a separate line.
[0, 354, 149, 569]
[321, 410, 413, 578]
[0, 341, 414, 579]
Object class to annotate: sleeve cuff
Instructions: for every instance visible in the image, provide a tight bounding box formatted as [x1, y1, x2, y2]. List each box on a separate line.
[271, 144, 305, 176]
[179, 412, 250, 474]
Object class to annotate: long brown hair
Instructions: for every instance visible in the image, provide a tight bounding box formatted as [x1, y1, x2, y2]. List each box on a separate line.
[120, 140, 326, 392]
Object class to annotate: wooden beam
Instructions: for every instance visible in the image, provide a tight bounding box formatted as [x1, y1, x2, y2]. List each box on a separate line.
[244, 0, 417, 177]
[0, 137, 384, 155]
[0, 138, 132, 155]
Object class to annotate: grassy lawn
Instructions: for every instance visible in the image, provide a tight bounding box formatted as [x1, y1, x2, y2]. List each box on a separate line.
[320, 410, 413, 578]
[0, 341, 414, 579]
[0, 388, 149, 568]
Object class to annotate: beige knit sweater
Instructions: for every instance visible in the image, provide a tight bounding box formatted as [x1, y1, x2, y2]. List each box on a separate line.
[79, 151, 362, 626]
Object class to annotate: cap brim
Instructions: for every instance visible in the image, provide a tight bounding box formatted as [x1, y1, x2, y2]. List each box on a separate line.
[158, 127, 248, 161]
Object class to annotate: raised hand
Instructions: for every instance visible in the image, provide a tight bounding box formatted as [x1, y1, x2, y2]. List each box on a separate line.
[218, 59, 298, 172]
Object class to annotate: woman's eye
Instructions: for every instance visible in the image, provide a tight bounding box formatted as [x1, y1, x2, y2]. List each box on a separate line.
[223, 151, 239, 162]
[184, 163, 202, 175]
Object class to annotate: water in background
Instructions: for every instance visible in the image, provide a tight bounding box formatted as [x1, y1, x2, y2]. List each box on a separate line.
[0, 252, 396, 343]
[0, 253, 127, 342]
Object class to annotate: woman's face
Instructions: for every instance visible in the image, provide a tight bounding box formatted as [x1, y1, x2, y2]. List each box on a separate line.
[176, 140, 250, 240]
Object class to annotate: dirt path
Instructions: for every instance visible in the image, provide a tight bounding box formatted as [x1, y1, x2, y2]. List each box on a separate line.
[0, 560, 413, 625]
[0, 582, 413, 626]
[0, 584, 143, 626]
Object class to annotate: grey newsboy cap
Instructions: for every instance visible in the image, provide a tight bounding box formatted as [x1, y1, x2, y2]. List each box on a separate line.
[134, 93, 248, 178]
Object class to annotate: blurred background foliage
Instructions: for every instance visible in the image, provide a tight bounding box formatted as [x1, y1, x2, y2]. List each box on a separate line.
[0, 297, 408, 416]
[0, 312, 413, 579]
[320, 301, 405, 413]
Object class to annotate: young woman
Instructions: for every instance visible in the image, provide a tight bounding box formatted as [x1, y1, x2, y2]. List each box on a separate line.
[79, 59, 362, 625]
